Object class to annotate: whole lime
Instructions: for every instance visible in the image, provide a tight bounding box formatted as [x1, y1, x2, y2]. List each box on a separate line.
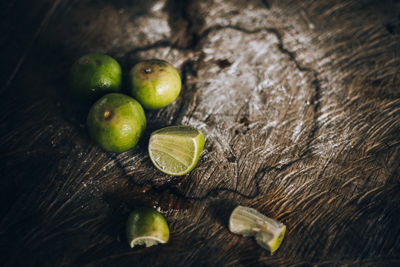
[69, 53, 122, 103]
[129, 59, 181, 109]
[86, 93, 146, 153]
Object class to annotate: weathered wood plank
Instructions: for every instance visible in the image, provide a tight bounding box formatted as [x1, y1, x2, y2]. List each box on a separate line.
[1, 0, 400, 266]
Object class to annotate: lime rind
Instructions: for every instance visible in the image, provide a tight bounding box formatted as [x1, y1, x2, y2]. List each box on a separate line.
[70, 53, 122, 103]
[229, 205, 286, 254]
[129, 236, 167, 248]
[86, 93, 146, 152]
[255, 225, 286, 255]
[129, 59, 181, 109]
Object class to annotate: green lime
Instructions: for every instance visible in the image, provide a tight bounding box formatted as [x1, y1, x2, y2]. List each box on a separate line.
[126, 207, 170, 248]
[69, 53, 122, 103]
[148, 126, 204, 176]
[129, 59, 181, 109]
[86, 93, 146, 153]
[229, 205, 286, 255]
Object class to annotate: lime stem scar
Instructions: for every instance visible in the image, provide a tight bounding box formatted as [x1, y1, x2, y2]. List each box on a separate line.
[144, 67, 152, 74]
[104, 110, 112, 119]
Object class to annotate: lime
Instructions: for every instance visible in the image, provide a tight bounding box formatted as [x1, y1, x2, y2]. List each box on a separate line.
[69, 53, 122, 103]
[148, 126, 204, 176]
[86, 93, 146, 153]
[126, 207, 170, 248]
[229, 205, 286, 254]
[129, 59, 181, 109]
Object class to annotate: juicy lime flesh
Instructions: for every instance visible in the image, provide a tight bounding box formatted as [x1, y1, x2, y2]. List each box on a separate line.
[229, 205, 286, 254]
[126, 207, 169, 248]
[130, 237, 163, 248]
[129, 59, 181, 109]
[86, 93, 146, 153]
[148, 126, 204, 176]
[69, 53, 122, 103]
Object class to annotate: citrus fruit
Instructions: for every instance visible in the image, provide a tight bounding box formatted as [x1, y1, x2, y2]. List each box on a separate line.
[86, 93, 146, 153]
[129, 59, 181, 109]
[229, 205, 286, 254]
[148, 126, 204, 176]
[69, 53, 122, 102]
[126, 207, 170, 248]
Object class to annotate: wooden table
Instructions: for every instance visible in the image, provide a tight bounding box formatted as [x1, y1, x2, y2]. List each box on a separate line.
[1, 0, 400, 266]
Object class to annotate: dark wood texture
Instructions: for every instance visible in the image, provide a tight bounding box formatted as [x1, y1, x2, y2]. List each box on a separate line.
[1, 0, 400, 266]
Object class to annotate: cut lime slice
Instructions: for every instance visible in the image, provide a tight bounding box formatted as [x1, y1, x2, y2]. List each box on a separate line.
[148, 125, 205, 176]
[126, 207, 169, 248]
[229, 205, 286, 254]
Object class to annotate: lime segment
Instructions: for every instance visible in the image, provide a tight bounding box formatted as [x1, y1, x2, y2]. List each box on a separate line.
[148, 126, 205, 176]
[126, 207, 169, 248]
[229, 205, 286, 254]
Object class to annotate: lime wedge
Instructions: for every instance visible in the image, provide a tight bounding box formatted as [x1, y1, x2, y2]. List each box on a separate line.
[148, 126, 205, 176]
[229, 205, 286, 254]
[126, 207, 170, 248]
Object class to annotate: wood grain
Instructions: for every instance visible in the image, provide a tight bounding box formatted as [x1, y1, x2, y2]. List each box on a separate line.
[1, 0, 400, 266]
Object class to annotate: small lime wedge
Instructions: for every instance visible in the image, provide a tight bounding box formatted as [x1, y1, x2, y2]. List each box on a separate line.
[229, 205, 286, 254]
[126, 207, 169, 248]
[148, 126, 205, 176]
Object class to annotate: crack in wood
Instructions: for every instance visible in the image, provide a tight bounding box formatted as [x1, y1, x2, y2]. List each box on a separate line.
[260, 0, 271, 9]
[118, 22, 324, 201]
[3, 1, 400, 265]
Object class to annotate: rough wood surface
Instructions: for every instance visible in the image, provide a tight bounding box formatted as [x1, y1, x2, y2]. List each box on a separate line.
[1, 0, 400, 266]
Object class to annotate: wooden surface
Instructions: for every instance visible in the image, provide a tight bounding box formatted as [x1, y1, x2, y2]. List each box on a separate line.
[1, 0, 400, 266]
